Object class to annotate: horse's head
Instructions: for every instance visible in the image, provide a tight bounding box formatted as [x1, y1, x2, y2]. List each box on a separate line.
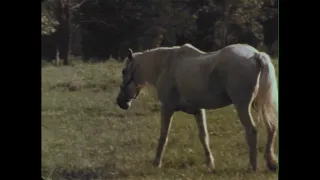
[116, 49, 145, 110]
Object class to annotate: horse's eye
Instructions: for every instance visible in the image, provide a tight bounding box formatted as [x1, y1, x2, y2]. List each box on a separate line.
[122, 69, 127, 75]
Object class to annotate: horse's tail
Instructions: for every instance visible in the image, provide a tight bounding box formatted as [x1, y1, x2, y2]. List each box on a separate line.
[252, 52, 278, 132]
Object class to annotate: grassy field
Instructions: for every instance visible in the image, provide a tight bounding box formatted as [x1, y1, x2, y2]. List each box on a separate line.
[42, 59, 278, 180]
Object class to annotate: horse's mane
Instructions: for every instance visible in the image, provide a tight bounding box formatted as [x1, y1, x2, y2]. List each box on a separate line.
[142, 46, 180, 53]
[141, 43, 206, 55]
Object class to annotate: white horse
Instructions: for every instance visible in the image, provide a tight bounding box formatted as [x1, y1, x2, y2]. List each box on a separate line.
[116, 43, 278, 172]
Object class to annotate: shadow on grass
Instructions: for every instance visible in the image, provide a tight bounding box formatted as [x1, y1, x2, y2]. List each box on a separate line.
[198, 167, 277, 176]
[49, 81, 112, 92]
[44, 160, 204, 180]
[46, 163, 129, 180]
[43, 161, 277, 180]
[45, 165, 162, 180]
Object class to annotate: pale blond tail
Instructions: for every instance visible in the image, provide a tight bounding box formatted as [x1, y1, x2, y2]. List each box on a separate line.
[253, 52, 278, 132]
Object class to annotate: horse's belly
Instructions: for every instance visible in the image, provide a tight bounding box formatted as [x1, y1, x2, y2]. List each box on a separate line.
[179, 89, 232, 110]
[175, 61, 232, 109]
[200, 94, 232, 109]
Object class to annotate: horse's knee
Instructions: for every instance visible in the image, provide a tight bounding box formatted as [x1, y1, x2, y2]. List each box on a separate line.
[245, 126, 257, 144]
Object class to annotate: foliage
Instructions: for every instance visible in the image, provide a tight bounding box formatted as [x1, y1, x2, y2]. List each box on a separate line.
[41, 0, 278, 61]
[41, 0, 59, 35]
[41, 15, 59, 35]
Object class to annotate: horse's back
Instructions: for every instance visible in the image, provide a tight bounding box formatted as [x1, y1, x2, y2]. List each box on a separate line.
[223, 44, 259, 56]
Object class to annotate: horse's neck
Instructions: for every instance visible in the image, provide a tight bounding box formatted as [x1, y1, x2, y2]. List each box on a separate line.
[140, 49, 175, 86]
[140, 46, 206, 86]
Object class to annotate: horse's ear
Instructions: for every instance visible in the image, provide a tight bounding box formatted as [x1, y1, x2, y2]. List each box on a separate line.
[128, 48, 133, 61]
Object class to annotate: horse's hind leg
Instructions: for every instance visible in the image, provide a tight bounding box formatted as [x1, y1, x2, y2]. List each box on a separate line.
[234, 101, 258, 171]
[194, 109, 215, 172]
[153, 104, 174, 168]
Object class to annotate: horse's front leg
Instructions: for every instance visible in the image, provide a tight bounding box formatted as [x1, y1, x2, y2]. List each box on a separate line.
[153, 104, 174, 168]
[194, 109, 215, 172]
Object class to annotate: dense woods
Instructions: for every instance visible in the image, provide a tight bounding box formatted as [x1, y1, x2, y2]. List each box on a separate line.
[41, 0, 278, 65]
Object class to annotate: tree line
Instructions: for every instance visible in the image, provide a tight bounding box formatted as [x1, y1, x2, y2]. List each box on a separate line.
[41, 0, 278, 65]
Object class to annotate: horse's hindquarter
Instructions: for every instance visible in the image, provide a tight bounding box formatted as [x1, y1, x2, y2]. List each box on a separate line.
[217, 45, 262, 103]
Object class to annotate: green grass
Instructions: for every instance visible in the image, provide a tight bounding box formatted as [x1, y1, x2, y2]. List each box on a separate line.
[42, 59, 278, 180]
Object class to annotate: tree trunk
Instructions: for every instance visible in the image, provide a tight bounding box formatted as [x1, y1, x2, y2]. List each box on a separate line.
[56, 0, 71, 65]
[55, 45, 60, 66]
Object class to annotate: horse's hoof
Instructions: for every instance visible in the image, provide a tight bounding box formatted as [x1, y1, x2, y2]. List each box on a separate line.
[267, 162, 277, 172]
[206, 159, 215, 172]
[153, 160, 162, 168]
[208, 165, 216, 173]
[247, 166, 257, 173]
[203, 164, 216, 174]
[211, 169, 217, 174]
[266, 157, 278, 172]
